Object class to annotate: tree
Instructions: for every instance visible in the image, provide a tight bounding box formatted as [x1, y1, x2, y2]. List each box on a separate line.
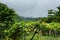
[0, 3, 17, 39]
[46, 6, 60, 23]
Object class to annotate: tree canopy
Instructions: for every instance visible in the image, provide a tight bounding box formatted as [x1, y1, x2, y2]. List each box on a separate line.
[0, 3, 17, 39]
[45, 6, 60, 23]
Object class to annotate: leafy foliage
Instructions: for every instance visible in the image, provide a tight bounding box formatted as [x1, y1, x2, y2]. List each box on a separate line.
[0, 3, 60, 40]
[46, 6, 60, 23]
[0, 3, 17, 39]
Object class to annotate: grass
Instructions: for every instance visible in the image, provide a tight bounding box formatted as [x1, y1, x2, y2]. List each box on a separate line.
[4, 33, 60, 40]
[26, 34, 60, 40]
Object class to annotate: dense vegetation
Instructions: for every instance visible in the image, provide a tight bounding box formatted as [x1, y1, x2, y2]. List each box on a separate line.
[0, 3, 60, 40]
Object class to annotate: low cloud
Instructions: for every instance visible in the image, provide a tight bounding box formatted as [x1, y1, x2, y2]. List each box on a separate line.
[0, 0, 60, 17]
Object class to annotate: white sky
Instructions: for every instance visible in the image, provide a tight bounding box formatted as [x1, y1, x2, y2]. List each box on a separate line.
[0, 0, 60, 17]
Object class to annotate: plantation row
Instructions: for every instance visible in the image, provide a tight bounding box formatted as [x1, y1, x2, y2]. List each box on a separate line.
[2, 21, 60, 40]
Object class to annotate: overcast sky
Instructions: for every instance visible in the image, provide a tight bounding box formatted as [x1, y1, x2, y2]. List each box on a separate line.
[0, 0, 60, 17]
